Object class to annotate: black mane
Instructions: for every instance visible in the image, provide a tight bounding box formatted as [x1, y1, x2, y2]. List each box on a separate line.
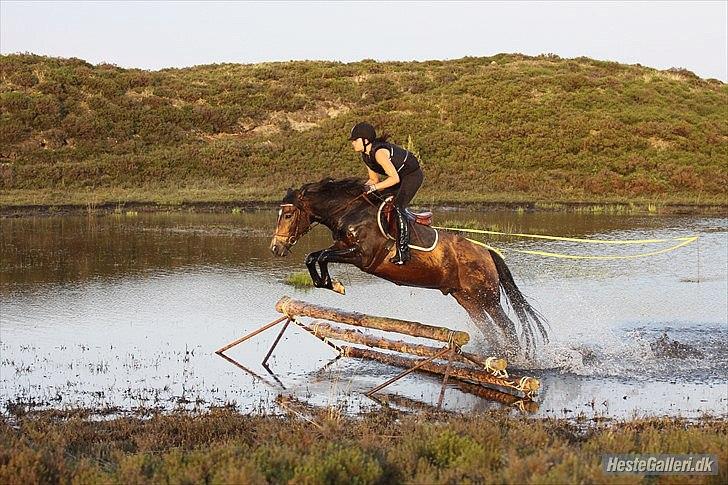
[282, 177, 397, 212]
[302, 177, 366, 198]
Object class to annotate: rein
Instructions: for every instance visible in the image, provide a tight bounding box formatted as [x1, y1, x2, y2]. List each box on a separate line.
[276, 189, 381, 248]
[329, 191, 378, 217]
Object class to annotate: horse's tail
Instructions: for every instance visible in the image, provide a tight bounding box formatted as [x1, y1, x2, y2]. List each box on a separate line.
[488, 249, 549, 351]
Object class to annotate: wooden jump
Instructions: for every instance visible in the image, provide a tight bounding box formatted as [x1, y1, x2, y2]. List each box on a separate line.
[276, 296, 470, 346]
[216, 296, 541, 409]
[339, 346, 539, 396]
[305, 320, 503, 370]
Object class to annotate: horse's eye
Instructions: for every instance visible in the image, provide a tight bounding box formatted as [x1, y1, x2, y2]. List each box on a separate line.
[284, 213, 293, 219]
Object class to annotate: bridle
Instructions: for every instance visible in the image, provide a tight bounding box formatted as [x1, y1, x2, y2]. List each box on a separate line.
[274, 189, 379, 249]
[274, 203, 315, 250]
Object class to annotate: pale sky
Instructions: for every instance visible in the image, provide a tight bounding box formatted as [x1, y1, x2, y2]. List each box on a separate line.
[1, 1, 726, 81]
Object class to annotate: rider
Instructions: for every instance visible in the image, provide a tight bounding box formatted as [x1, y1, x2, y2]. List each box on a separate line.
[348, 122, 424, 265]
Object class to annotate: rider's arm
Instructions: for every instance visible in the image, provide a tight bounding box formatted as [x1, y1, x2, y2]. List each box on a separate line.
[366, 167, 380, 185]
[371, 149, 400, 190]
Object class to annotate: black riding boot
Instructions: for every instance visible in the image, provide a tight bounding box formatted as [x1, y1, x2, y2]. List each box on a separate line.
[389, 206, 411, 265]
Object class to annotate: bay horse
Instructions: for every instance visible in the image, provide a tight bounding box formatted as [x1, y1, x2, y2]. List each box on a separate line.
[269, 177, 548, 357]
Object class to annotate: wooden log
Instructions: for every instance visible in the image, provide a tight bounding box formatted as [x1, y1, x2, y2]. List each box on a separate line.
[375, 393, 444, 413]
[306, 321, 502, 371]
[342, 346, 540, 395]
[452, 380, 539, 413]
[377, 386, 537, 414]
[276, 296, 470, 346]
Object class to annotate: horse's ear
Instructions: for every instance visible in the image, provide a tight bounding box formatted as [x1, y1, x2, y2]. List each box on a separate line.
[283, 188, 296, 204]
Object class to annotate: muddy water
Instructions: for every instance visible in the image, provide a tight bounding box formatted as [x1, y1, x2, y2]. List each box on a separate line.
[1, 210, 726, 418]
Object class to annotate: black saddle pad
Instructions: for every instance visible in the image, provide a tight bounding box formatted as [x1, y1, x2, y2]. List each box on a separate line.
[378, 205, 438, 251]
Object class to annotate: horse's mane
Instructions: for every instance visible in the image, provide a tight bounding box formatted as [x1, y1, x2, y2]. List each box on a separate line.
[283, 177, 397, 208]
[301, 177, 367, 199]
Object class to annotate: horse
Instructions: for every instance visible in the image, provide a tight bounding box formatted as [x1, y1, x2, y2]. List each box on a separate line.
[269, 177, 548, 358]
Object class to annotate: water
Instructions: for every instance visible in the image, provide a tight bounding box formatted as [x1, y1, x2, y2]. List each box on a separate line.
[1, 210, 726, 418]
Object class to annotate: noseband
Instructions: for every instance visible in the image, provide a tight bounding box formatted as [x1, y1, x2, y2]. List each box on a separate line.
[274, 203, 314, 248]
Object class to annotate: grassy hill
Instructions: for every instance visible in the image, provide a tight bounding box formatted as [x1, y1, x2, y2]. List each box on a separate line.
[1, 53, 726, 208]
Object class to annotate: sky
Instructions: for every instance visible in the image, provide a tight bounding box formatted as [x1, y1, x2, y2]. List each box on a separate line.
[1, 1, 726, 81]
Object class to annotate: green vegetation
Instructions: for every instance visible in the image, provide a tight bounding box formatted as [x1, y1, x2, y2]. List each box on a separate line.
[0, 408, 725, 484]
[440, 219, 481, 230]
[1, 53, 726, 208]
[284, 271, 315, 289]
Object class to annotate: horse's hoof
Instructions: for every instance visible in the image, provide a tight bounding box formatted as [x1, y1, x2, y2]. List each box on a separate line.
[332, 280, 346, 295]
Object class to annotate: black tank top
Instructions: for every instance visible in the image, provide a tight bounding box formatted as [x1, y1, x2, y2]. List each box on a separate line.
[362, 141, 420, 177]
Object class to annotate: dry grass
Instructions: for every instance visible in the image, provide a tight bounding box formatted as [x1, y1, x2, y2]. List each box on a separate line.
[0, 408, 725, 484]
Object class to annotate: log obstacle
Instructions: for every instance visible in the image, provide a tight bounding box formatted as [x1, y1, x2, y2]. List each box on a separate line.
[340, 347, 539, 396]
[216, 296, 541, 409]
[305, 321, 508, 375]
[276, 297, 470, 346]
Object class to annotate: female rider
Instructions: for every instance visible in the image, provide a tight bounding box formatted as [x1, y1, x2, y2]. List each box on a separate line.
[348, 122, 424, 264]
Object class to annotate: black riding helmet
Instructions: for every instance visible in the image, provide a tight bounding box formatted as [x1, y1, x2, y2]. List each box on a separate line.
[348, 122, 376, 142]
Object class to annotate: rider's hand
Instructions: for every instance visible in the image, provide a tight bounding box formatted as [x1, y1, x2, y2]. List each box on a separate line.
[364, 183, 377, 194]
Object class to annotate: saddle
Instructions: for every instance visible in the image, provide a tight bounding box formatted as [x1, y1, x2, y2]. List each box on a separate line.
[376, 197, 439, 254]
[381, 197, 433, 232]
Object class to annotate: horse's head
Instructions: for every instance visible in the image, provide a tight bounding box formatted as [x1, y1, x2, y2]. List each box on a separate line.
[269, 186, 315, 257]
[270, 177, 367, 256]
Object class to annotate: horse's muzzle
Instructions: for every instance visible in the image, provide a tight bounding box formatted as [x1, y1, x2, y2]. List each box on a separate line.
[270, 237, 291, 257]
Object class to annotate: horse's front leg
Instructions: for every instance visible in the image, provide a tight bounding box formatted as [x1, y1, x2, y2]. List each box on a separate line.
[317, 246, 362, 294]
[304, 250, 325, 287]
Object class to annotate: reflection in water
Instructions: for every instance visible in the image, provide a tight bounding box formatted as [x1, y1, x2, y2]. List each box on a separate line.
[1, 210, 726, 418]
[2, 210, 709, 290]
[1, 212, 281, 289]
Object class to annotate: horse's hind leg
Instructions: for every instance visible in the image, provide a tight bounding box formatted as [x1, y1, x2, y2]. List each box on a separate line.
[485, 303, 521, 359]
[448, 240, 522, 355]
[455, 289, 521, 358]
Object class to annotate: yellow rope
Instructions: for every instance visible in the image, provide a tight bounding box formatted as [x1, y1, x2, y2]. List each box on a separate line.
[484, 356, 509, 378]
[434, 225, 695, 245]
[466, 235, 698, 260]
[465, 238, 505, 258]
[443, 224, 700, 259]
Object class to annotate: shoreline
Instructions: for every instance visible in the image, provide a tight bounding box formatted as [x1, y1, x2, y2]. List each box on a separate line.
[2, 199, 726, 218]
[3, 403, 726, 429]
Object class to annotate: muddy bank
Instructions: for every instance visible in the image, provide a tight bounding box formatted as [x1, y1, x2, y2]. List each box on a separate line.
[0, 200, 275, 218]
[1, 406, 725, 484]
[2, 199, 726, 218]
